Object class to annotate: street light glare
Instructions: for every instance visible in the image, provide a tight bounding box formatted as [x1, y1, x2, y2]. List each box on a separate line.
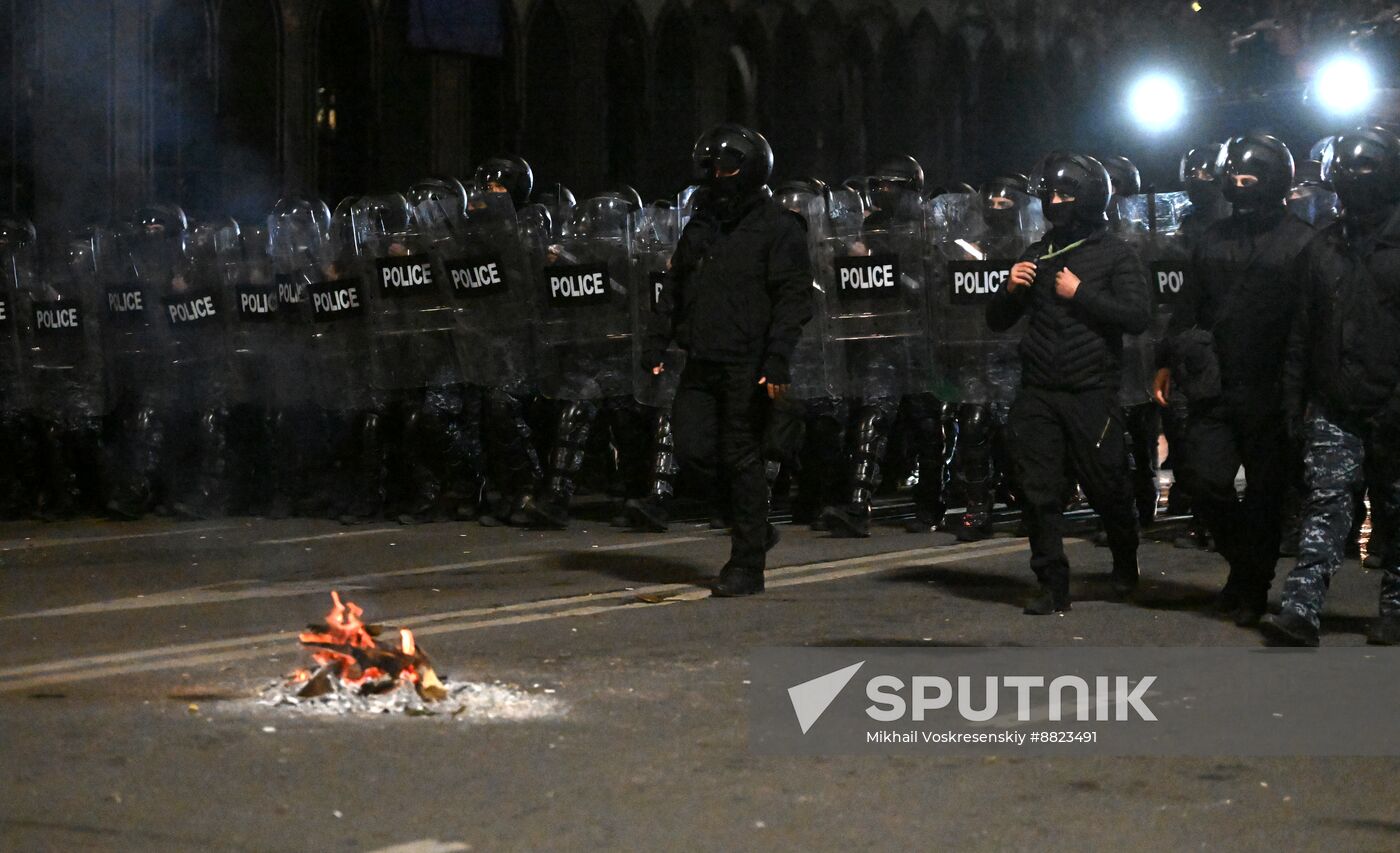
[1128, 73, 1187, 132]
[1313, 55, 1375, 115]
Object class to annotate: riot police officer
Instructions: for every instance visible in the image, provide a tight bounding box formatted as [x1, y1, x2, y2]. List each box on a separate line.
[642, 124, 813, 596]
[1154, 133, 1315, 626]
[1264, 127, 1400, 646]
[989, 151, 1151, 614]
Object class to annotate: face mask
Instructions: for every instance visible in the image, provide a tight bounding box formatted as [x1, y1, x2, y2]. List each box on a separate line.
[1333, 172, 1393, 219]
[1185, 179, 1220, 209]
[707, 173, 744, 201]
[984, 207, 1018, 232]
[1044, 200, 1076, 228]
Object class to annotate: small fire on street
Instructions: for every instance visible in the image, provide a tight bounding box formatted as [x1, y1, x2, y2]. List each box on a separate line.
[254, 592, 566, 721]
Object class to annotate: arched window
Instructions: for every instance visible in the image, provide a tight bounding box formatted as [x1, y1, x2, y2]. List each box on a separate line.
[652, 3, 696, 193]
[152, 1, 217, 214]
[605, 4, 646, 187]
[379, 0, 432, 190]
[522, 0, 572, 186]
[766, 9, 816, 181]
[316, 0, 373, 205]
[216, 0, 280, 221]
[467, 4, 517, 169]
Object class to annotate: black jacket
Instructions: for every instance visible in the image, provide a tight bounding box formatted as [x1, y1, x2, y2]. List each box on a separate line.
[1283, 211, 1400, 431]
[644, 195, 813, 382]
[986, 227, 1151, 392]
[1162, 207, 1315, 410]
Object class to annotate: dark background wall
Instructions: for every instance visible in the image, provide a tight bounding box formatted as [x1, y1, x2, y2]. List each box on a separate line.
[2, 0, 1397, 231]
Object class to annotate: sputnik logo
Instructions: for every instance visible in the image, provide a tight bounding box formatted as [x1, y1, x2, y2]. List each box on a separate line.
[787, 661, 865, 734]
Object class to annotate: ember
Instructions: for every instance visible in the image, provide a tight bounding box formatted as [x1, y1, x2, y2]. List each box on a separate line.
[289, 592, 446, 702]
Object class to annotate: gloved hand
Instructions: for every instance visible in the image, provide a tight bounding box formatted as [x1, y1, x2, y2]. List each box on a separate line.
[760, 354, 791, 386]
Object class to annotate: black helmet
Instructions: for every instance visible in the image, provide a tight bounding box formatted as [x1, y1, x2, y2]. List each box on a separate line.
[532, 182, 577, 211]
[691, 124, 774, 193]
[1029, 151, 1113, 227]
[1217, 134, 1294, 211]
[1179, 144, 1222, 184]
[597, 184, 644, 212]
[1101, 155, 1142, 197]
[981, 176, 1029, 232]
[870, 155, 925, 193]
[475, 156, 534, 207]
[1322, 126, 1400, 218]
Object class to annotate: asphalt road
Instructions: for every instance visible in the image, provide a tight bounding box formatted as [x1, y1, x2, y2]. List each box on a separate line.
[1, 509, 1396, 852]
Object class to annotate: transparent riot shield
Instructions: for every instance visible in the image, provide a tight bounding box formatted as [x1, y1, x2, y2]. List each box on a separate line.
[26, 231, 107, 421]
[0, 218, 36, 415]
[629, 202, 684, 408]
[110, 205, 185, 413]
[223, 222, 281, 407]
[271, 196, 374, 412]
[343, 193, 446, 393]
[436, 188, 534, 391]
[776, 188, 842, 400]
[1115, 192, 1192, 406]
[268, 196, 335, 411]
[160, 220, 237, 412]
[531, 196, 634, 400]
[818, 195, 932, 399]
[929, 191, 1044, 404]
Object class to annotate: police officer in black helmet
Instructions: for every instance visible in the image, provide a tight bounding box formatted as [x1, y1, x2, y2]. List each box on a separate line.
[642, 124, 813, 596]
[1265, 127, 1400, 646]
[1154, 133, 1316, 627]
[989, 151, 1151, 614]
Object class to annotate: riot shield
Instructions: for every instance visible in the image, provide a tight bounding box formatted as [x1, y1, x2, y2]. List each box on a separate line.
[161, 220, 237, 409]
[26, 231, 107, 420]
[629, 202, 685, 407]
[1115, 192, 1192, 406]
[928, 191, 1044, 404]
[267, 196, 335, 410]
[531, 196, 634, 400]
[0, 218, 36, 415]
[270, 196, 374, 412]
[109, 206, 185, 413]
[436, 188, 534, 391]
[816, 196, 932, 399]
[223, 221, 282, 407]
[777, 188, 843, 400]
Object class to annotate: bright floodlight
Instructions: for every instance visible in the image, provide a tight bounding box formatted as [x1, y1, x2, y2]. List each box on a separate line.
[1313, 55, 1375, 115]
[1128, 73, 1186, 132]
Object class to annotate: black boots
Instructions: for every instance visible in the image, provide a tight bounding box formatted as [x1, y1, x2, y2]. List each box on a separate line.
[823, 404, 893, 539]
[521, 401, 596, 530]
[1261, 611, 1320, 647]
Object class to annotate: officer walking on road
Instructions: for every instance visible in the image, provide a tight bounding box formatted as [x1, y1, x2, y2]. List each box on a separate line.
[988, 151, 1151, 615]
[1263, 126, 1400, 646]
[642, 124, 813, 596]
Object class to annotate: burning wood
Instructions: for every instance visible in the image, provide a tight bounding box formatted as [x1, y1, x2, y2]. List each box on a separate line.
[289, 591, 444, 702]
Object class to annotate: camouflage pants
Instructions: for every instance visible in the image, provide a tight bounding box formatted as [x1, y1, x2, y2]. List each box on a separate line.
[1279, 413, 1400, 629]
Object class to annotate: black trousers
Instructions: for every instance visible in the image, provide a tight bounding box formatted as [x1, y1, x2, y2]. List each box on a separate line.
[1010, 386, 1139, 589]
[1179, 398, 1289, 603]
[1124, 402, 1161, 519]
[673, 359, 770, 571]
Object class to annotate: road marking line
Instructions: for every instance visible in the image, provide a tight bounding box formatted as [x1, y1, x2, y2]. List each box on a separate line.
[366, 842, 471, 853]
[0, 523, 243, 552]
[255, 526, 403, 545]
[0, 539, 1014, 678]
[0, 539, 1037, 692]
[0, 534, 711, 621]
